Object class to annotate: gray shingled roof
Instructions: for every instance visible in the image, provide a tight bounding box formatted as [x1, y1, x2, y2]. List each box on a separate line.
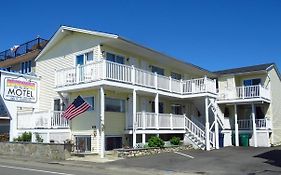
[214, 63, 274, 75]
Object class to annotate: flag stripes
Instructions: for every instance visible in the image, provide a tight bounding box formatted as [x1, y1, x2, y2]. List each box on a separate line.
[63, 96, 91, 120]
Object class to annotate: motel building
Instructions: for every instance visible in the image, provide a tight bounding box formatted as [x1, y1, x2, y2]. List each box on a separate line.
[0, 26, 281, 158]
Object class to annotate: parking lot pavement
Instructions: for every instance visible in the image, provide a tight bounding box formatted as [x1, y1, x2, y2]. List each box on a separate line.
[106, 146, 281, 175]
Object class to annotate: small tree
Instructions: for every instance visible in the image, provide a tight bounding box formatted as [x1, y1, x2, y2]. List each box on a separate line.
[35, 133, 44, 143]
[148, 136, 164, 148]
[14, 132, 32, 142]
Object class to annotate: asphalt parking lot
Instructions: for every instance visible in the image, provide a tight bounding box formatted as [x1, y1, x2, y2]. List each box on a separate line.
[106, 146, 281, 175]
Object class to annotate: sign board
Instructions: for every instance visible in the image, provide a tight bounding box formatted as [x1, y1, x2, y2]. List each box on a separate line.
[3, 77, 38, 103]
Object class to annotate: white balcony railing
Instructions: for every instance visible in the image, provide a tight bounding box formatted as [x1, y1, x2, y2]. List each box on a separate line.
[237, 118, 272, 130]
[17, 111, 69, 129]
[136, 112, 186, 130]
[55, 60, 217, 95]
[219, 85, 271, 101]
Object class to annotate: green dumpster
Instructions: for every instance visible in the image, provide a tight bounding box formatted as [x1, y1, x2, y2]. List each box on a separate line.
[239, 134, 249, 147]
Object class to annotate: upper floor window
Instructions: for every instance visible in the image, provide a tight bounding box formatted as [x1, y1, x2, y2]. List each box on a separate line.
[106, 52, 124, 64]
[54, 98, 68, 111]
[76, 51, 94, 66]
[171, 104, 183, 115]
[21, 60, 32, 73]
[171, 72, 182, 80]
[84, 96, 94, 111]
[243, 78, 261, 86]
[151, 102, 164, 113]
[151, 66, 164, 75]
[105, 98, 125, 112]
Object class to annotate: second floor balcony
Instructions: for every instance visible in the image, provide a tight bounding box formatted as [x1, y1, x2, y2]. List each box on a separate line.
[218, 85, 271, 102]
[55, 60, 217, 96]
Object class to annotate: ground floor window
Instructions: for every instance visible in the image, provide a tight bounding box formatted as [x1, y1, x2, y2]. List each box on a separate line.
[75, 135, 91, 152]
[106, 136, 122, 150]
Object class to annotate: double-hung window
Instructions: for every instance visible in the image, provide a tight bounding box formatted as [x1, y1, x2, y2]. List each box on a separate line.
[151, 66, 164, 75]
[171, 72, 182, 80]
[243, 78, 261, 86]
[105, 98, 125, 112]
[84, 96, 94, 111]
[106, 52, 124, 64]
[76, 51, 94, 66]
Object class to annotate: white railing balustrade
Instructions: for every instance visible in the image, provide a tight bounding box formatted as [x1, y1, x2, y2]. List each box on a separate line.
[220, 85, 270, 101]
[17, 111, 69, 129]
[136, 112, 185, 129]
[237, 118, 271, 129]
[55, 60, 217, 95]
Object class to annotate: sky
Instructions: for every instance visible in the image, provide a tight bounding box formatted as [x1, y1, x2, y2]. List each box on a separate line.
[0, 0, 280, 71]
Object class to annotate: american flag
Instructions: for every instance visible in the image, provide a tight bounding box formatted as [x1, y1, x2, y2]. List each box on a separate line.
[63, 95, 91, 120]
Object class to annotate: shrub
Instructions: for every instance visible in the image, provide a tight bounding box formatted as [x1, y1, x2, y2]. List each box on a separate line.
[14, 132, 32, 142]
[170, 136, 181, 145]
[35, 133, 43, 143]
[148, 136, 164, 148]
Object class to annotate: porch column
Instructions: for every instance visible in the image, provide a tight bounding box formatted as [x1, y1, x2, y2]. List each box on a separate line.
[205, 97, 210, 151]
[100, 86, 105, 158]
[234, 104, 239, 146]
[142, 133, 146, 145]
[132, 89, 137, 148]
[215, 111, 219, 149]
[155, 93, 159, 129]
[251, 103, 257, 147]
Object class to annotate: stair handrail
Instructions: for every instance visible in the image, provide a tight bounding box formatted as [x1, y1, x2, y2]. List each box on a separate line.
[185, 116, 205, 142]
[209, 99, 225, 129]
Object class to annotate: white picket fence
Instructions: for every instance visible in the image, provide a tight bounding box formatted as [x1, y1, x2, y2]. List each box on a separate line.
[55, 60, 217, 94]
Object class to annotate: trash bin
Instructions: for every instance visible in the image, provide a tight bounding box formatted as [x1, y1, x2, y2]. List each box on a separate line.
[239, 134, 249, 147]
[219, 133, 224, 147]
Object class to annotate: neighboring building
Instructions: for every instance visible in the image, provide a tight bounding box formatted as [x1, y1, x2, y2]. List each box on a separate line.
[0, 37, 47, 135]
[5, 26, 281, 158]
[215, 63, 281, 147]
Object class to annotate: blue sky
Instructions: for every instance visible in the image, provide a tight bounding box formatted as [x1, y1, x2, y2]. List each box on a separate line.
[0, 0, 280, 71]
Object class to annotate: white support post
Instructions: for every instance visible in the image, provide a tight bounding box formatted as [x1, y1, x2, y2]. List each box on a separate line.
[76, 65, 80, 83]
[133, 89, 137, 148]
[131, 65, 135, 85]
[154, 72, 158, 90]
[142, 133, 146, 145]
[234, 104, 239, 146]
[215, 111, 219, 149]
[251, 103, 257, 147]
[180, 79, 183, 94]
[259, 84, 262, 97]
[242, 86, 245, 99]
[100, 86, 105, 158]
[102, 59, 107, 79]
[205, 97, 210, 151]
[204, 76, 207, 92]
[170, 113, 173, 130]
[142, 111, 145, 130]
[169, 76, 172, 92]
[155, 93, 159, 129]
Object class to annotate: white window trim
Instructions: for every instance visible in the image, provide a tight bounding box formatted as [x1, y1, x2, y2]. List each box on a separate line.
[82, 95, 95, 111]
[73, 48, 95, 66]
[241, 78, 262, 86]
[102, 50, 126, 64]
[105, 97, 126, 113]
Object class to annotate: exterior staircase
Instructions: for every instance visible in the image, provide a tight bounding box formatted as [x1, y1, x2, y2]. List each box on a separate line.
[209, 98, 225, 129]
[184, 116, 215, 150]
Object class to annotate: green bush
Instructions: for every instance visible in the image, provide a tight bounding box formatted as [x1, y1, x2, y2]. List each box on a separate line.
[14, 132, 32, 142]
[170, 136, 181, 145]
[35, 133, 43, 143]
[148, 136, 164, 148]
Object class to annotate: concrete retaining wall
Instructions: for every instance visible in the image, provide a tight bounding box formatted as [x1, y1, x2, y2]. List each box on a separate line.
[0, 142, 72, 160]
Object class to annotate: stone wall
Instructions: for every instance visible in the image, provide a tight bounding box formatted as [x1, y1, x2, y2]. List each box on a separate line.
[0, 142, 72, 160]
[115, 145, 193, 158]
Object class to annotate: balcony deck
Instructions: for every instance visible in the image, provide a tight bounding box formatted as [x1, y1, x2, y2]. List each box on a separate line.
[218, 85, 271, 104]
[55, 60, 217, 98]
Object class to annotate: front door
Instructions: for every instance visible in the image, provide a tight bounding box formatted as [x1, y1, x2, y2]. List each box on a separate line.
[75, 136, 91, 153]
